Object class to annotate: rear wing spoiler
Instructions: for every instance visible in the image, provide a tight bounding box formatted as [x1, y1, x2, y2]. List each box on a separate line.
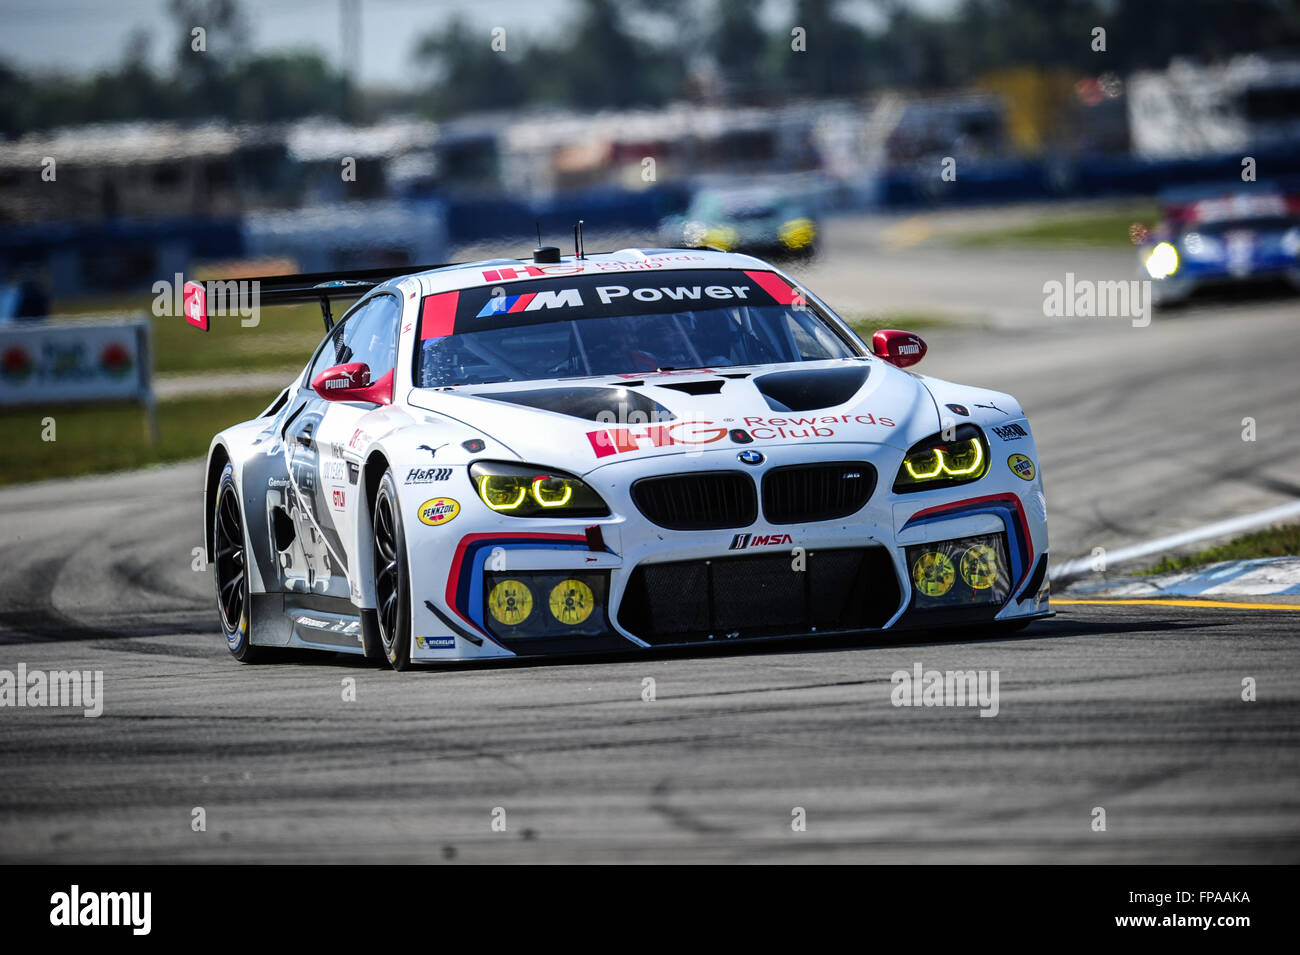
[182, 263, 448, 333]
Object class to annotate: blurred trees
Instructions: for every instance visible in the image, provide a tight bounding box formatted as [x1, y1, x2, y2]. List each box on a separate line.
[3, 0, 1300, 137]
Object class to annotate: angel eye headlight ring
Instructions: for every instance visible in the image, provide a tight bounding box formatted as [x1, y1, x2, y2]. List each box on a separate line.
[470, 461, 610, 518]
[893, 425, 990, 493]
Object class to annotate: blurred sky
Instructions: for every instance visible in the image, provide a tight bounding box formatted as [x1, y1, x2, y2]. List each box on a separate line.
[0, 0, 956, 90]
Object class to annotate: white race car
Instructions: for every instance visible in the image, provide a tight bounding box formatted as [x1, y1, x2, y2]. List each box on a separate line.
[195, 246, 1050, 669]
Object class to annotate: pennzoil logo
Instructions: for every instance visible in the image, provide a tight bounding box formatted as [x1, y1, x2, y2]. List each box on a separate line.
[1007, 453, 1036, 481]
[418, 497, 460, 526]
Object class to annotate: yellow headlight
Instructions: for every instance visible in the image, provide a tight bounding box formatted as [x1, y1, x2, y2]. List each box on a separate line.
[477, 474, 528, 511]
[702, 226, 738, 250]
[531, 476, 574, 508]
[779, 217, 816, 249]
[904, 448, 944, 480]
[902, 438, 984, 481]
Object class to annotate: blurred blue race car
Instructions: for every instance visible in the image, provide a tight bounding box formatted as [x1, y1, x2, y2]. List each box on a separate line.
[1137, 185, 1300, 306]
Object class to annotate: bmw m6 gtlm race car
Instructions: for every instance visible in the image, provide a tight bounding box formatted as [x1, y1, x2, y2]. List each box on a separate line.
[194, 246, 1050, 668]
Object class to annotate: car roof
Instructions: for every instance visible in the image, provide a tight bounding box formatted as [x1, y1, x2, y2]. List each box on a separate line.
[400, 247, 775, 296]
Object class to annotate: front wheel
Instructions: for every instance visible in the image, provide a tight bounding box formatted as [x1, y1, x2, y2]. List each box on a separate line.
[213, 464, 265, 663]
[372, 470, 413, 671]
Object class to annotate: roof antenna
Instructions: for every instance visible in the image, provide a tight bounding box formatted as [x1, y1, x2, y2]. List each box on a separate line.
[533, 219, 561, 264]
[575, 219, 584, 259]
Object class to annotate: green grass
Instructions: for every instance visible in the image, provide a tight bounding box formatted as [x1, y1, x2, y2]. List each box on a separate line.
[1138, 524, 1300, 575]
[950, 202, 1159, 249]
[0, 391, 281, 486]
[845, 311, 958, 337]
[52, 294, 331, 375]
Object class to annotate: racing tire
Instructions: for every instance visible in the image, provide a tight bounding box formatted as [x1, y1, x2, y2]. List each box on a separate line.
[359, 609, 388, 665]
[213, 463, 266, 663]
[372, 470, 414, 671]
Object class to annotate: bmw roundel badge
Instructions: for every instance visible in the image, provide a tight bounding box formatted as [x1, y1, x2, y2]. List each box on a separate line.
[737, 449, 765, 466]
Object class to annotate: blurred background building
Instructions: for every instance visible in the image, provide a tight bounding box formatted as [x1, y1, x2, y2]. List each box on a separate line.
[2, 0, 1300, 298]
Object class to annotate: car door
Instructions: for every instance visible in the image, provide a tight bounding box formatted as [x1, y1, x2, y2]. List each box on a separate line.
[283, 293, 401, 594]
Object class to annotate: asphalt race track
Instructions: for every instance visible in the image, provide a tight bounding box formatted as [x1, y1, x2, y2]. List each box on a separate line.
[2, 217, 1298, 862]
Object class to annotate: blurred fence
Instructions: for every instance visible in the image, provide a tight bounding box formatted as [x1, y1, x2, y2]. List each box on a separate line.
[875, 146, 1300, 208]
[7, 147, 1300, 295]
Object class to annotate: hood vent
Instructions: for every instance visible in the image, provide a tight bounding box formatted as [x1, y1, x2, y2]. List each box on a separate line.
[476, 386, 674, 423]
[754, 365, 870, 413]
[655, 379, 725, 396]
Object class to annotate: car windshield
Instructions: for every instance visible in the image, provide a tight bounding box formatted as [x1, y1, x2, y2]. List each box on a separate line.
[692, 191, 782, 221]
[415, 269, 856, 387]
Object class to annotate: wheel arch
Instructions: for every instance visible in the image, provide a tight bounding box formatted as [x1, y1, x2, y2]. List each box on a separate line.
[204, 443, 232, 564]
[350, 448, 392, 610]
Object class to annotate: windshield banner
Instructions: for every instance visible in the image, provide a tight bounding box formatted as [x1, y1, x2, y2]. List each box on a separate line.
[420, 269, 799, 339]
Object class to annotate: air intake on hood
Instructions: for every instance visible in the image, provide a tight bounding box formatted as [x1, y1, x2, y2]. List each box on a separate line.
[754, 365, 870, 413]
[655, 379, 725, 396]
[476, 386, 674, 423]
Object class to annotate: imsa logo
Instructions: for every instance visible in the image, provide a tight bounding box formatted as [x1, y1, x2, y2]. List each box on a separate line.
[730, 533, 794, 550]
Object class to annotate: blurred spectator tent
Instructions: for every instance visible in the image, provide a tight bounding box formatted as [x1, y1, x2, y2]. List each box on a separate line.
[1129, 55, 1300, 158]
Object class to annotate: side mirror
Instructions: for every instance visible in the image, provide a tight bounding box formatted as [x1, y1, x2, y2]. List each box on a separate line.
[871, 329, 927, 369]
[311, 362, 393, 405]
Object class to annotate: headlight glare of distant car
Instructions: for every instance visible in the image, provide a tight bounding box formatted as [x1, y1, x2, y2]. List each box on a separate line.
[1144, 241, 1179, 278]
[1181, 231, 1223, 260]
[893, 425, 989, 492]
[1282, 227, 1300, 257]
[470, 461, 609, 517]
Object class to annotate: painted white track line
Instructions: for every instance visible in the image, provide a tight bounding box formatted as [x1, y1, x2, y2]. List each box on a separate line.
[1050, 500, 1300, 582]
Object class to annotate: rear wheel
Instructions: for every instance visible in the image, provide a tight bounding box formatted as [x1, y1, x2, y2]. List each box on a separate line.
[213, 464, 265, 663]
[372, 470, 413, 671]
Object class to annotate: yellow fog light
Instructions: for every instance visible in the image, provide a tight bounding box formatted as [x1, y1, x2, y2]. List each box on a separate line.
[488, 579, 533, 626]
[911, 551, 956, 598]
[960, 544, 999, 590]
[549, 579, 594, 625]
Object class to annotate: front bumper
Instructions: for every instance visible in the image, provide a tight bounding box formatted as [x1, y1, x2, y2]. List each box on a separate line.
[406, 442, 1050, 661]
